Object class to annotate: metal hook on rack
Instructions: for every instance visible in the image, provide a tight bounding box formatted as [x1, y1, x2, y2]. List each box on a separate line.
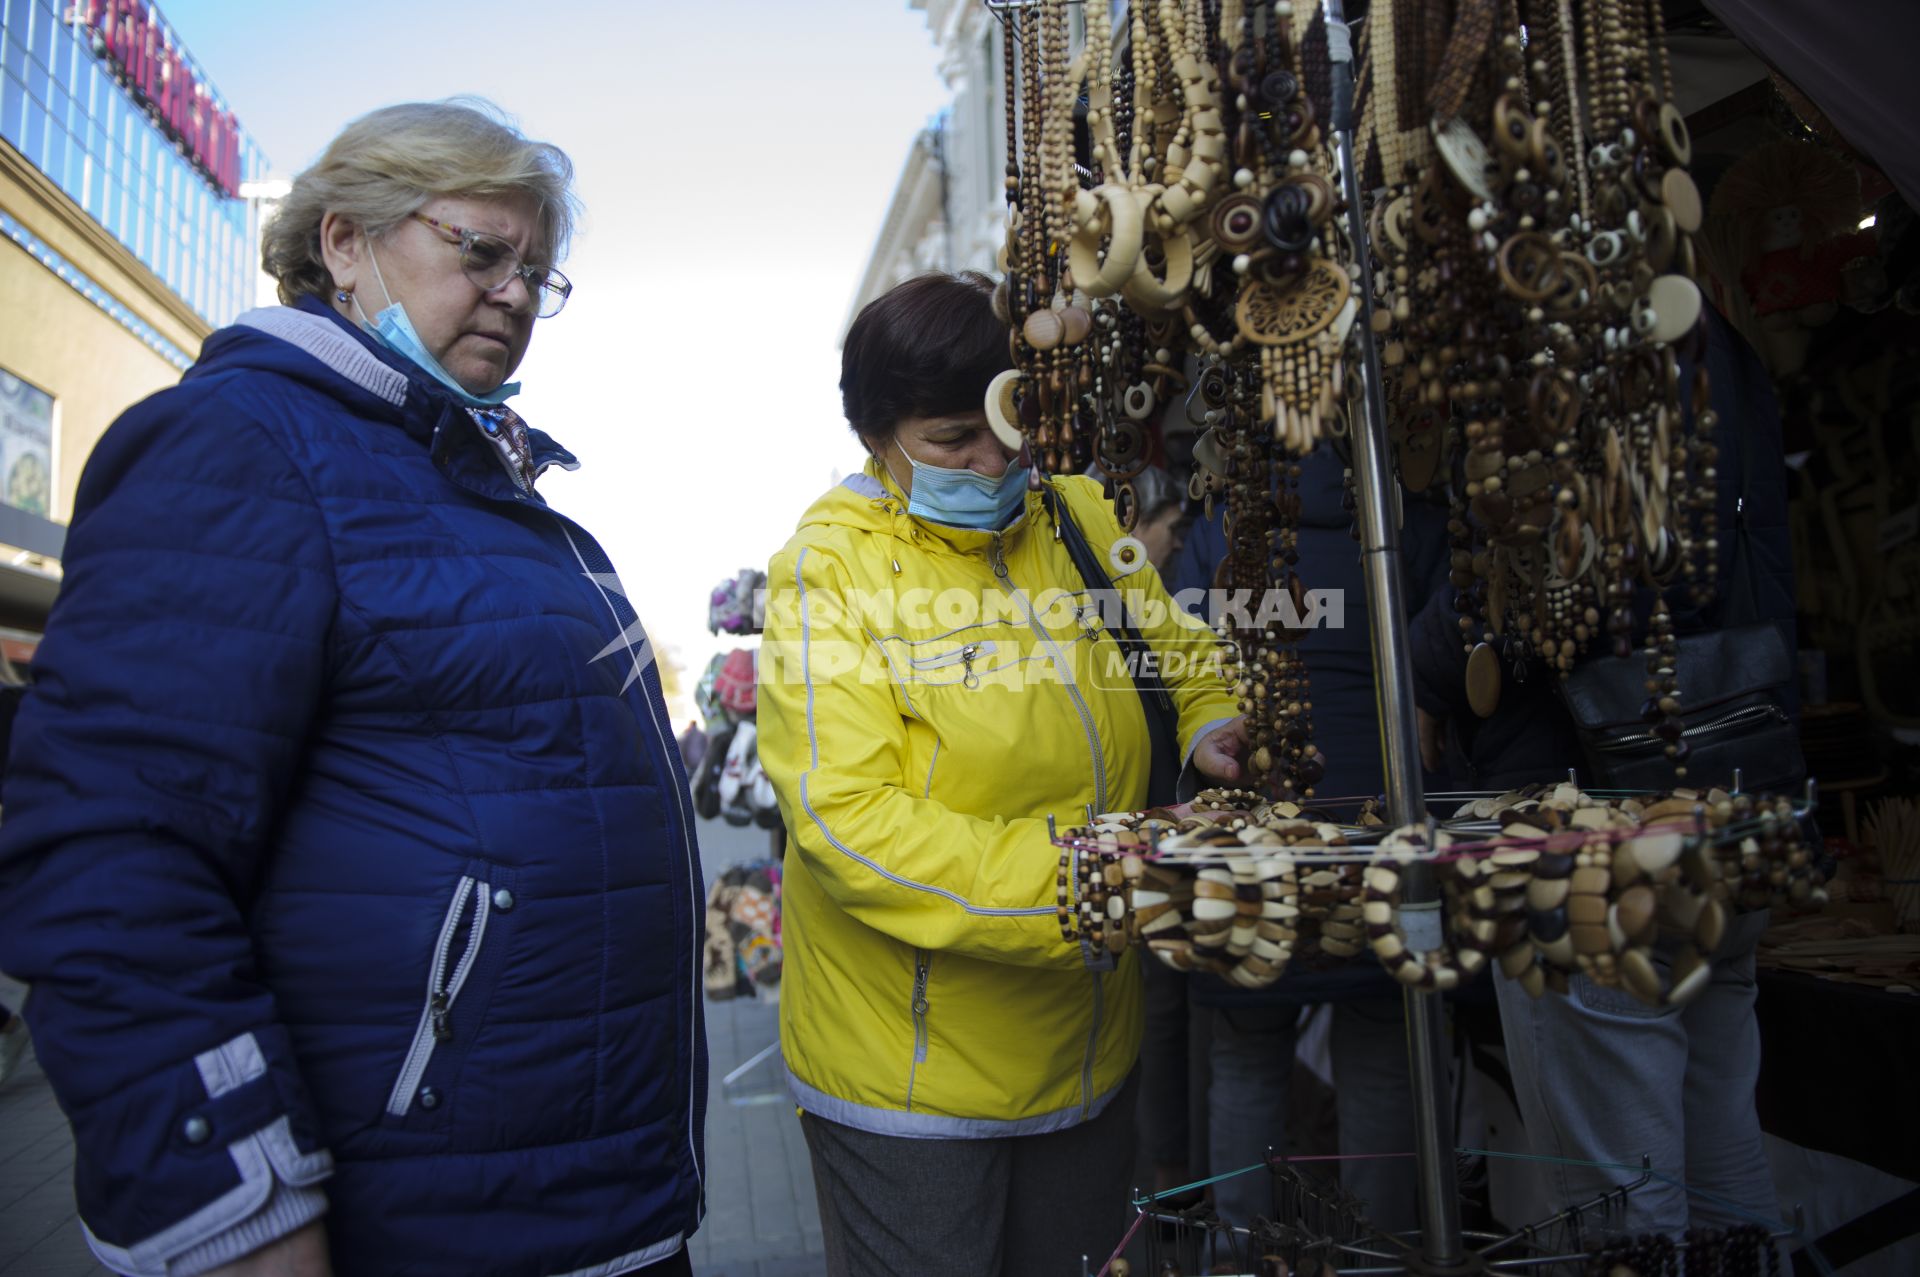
[1794, 776, 1819, 820]
[1183, 374, 1213, 428]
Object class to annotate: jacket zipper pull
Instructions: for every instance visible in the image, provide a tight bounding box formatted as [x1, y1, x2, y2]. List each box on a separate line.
[961, 643, 981, 689]
[430, 991, 452, 1044]
[990, 533, 1009, 581]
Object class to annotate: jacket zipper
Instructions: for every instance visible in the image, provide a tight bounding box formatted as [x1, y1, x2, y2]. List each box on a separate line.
[387, 877, 492, 1116]
[1594, 703, 1788, 753]
[905, 950, 932, 1110]
[905, 640, 998, 673]
[1082, 970, 1105, 1118]
[990, 532, 1108, 813]
[424, 419, 705, 1189]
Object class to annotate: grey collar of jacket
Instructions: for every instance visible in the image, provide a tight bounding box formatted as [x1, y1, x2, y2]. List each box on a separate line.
[235, 306, 410, 408]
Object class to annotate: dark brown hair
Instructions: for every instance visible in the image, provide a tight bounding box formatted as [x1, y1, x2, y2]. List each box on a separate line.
[840, 272, 1012, 442]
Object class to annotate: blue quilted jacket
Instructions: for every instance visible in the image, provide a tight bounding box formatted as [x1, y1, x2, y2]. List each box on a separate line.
[0, 298, 707, 1275]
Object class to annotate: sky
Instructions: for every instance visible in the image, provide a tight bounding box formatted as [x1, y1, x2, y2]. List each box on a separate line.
[155, 0, 951, 719]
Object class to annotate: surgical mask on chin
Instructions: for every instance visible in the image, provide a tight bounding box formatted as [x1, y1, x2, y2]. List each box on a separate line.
[352, 243, 521, 408]
[885, 441, 1028, 531]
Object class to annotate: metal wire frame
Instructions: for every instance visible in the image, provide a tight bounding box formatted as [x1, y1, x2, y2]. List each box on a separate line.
[1113, 1159, 1804, 1276]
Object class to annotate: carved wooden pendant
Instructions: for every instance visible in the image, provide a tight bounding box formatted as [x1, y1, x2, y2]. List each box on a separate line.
[1466, 642, 1502, 718]
[1234, 261, 1352, 347]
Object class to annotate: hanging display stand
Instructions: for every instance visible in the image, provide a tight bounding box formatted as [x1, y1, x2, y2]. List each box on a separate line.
[978, 3, 1826, 1272]
[1318, 2, 1465, 1270]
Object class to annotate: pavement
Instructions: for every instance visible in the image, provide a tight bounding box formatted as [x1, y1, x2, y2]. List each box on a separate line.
[0, 815, 825, 1276]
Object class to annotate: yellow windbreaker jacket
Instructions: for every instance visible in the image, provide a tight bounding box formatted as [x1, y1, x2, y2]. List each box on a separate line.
[757, 464, 1242, 1137]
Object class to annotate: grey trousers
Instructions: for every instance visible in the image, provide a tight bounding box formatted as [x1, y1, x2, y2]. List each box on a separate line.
[1206, 998, 1427, 1235]
[800, 1071, 1139, 1277]
[1492, 910, 1776, 1238]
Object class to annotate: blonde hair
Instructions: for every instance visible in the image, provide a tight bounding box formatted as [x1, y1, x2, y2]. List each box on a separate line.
[262, 99, 578, 306]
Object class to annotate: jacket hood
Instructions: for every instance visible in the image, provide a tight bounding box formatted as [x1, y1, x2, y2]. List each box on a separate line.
[190, 297, 424, 423]
[188, 297, 578, 472]
[795, 457, 1045, 558]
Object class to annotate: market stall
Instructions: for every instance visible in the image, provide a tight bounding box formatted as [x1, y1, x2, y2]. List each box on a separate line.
[983, 0, 1918, 1271]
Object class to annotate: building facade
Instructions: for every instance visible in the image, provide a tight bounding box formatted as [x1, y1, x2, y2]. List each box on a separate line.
[848, 0, 1017, 328]
[0, 0, 265, 638]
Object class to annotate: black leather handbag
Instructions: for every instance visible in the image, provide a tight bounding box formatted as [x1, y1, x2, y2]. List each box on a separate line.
[1041, 485, 1185, 807]
[1555, 445, 1804, 794]
[1558, 618, 1803, 793]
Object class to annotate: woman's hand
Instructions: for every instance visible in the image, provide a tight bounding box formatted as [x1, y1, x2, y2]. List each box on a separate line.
[204, 1223, 332, 1277]
[1192, 718, 1250, 783]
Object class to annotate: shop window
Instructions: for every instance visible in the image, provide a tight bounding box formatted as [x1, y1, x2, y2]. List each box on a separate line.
[0, 73, 21, 148]
[0, 369, 55, 521]
[1, 26, 22, 84]
[40, 118, 61, 186]
[48, 23, 69, 91]
[25, 0, 48, 70]
[20, 94, 42, 165]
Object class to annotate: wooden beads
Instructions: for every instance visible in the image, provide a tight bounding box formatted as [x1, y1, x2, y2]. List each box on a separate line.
[1058, 782, 1821, 1009]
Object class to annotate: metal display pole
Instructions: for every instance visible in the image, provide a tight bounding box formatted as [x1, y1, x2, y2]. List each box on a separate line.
[1321, 2, 1466, 1269]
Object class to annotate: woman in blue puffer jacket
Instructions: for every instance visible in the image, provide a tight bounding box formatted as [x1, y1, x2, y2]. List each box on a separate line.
[0, 101, 705, 1277]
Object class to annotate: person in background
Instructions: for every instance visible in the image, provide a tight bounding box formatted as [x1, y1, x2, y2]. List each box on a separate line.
[1127, 465, 1189, 574]
[757, 272, 1248, 1277]
[1410, 304, 1794, 1238]
[679, 719, 709, 775]
[1167, 441, 1452, 1239]
[0, 101, 704, 1276]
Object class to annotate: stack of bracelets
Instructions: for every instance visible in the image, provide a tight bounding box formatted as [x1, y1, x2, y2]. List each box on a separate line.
[1581, 1223, 1778, 1277]
[1054, 784, 1825, 1004]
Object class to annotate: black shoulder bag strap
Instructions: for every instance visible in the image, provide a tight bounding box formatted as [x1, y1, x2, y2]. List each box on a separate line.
[1039, 485, 1184, 806]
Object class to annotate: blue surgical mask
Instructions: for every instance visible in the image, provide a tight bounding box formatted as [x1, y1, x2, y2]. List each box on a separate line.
[885, 442, 1029, 531]
[352, 243, 521, 408]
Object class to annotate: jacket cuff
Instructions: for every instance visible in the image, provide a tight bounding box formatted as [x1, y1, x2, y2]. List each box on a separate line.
[78, 1031, 333, 1277]
[164, 1179, 328, 1277]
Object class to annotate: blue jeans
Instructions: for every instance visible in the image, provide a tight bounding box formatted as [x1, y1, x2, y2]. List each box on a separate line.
[1492, 910, 1777, 1238]
[1208, 997, 1425, 1236]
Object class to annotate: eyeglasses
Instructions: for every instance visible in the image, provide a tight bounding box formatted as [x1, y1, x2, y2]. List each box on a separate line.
[411, 213, 572, 319]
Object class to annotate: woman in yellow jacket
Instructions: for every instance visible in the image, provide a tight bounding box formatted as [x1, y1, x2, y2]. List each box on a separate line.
[757, 273, 1248, 1277]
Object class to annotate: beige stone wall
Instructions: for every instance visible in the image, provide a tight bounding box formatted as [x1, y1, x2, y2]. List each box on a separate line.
[0, 247, 186, 522]
[0, 144, 210, 524]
